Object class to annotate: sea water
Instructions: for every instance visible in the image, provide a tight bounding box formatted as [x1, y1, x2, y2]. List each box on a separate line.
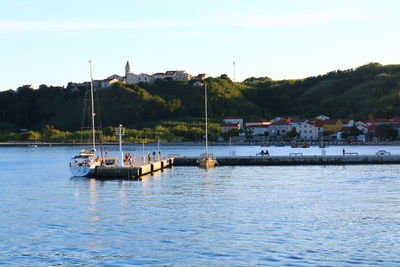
[1, 145, 400, 266]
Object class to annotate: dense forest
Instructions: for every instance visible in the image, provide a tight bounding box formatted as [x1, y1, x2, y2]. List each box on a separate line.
[1, 62, 400, 137]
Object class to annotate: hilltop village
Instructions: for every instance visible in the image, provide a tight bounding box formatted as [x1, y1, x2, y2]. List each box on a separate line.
[67, 61, 207, 90]
[220, 115, 399, 143]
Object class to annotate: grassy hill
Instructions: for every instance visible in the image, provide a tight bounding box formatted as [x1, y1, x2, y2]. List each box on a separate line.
[1, 62, 400, 132]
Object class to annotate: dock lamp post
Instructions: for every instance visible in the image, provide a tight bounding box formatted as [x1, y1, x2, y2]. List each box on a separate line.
[116, 124, 126, 167]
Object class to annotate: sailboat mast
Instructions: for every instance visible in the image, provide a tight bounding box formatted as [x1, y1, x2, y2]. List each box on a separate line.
[89, 60, 96, 153]
[205, 82, 208, 155]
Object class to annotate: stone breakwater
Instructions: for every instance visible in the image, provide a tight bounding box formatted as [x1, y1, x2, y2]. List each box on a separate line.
[174, 155, 400, 166]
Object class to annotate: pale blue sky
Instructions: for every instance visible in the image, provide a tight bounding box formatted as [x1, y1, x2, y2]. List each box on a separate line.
[1, 0, 399, 90]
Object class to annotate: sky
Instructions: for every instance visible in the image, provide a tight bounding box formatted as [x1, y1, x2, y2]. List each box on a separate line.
[1, 0, 400, 90]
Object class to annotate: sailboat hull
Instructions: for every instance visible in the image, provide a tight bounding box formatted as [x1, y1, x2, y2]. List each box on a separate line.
[70, 164, 96, 177]
[199, 157, 217, 169]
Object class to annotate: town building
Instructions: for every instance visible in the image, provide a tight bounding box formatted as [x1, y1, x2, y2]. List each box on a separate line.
[323, 119, 342, 133]
[296, 122, 319, 139]
[244, 125, 270, 136]
[341, 119, 354, 127]
[99, 78, 119, 89]
[221, 123, 241, 132]
[244, 118, 271, 136]
[268, 120, 292, 136]
[126, 73, 153, 84]
[315, 115, 330, 121]
[124, 61, 198, 84]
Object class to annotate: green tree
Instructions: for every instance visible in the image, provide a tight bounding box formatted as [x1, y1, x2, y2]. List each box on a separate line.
[286, 128, 298, 138]
[376, 125, 398, 139]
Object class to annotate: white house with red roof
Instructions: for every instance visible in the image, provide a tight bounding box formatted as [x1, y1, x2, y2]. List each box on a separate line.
[153, 70, 192, 81]
[315, 115, 330, 121]
[341, 119, 354, 127]
[244, 118, 271, 136]
[357, 124, 377, 135]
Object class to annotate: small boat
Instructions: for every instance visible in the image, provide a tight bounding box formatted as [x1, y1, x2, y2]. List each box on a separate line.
[302, 144, 309, 148]
[199, 82, 217, 168]
[69, 61, 102, 177]
[199, 153, 217, 168]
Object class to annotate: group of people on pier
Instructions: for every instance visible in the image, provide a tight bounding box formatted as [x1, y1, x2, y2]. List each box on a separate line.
[258, 150, 270, 156]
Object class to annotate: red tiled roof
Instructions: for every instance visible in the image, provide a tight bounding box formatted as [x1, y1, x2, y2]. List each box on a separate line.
[312, 120, 324, 127]
[246, 118, 269, 123]
[374, 118, 391, 122]
[391, 117, 400, 122]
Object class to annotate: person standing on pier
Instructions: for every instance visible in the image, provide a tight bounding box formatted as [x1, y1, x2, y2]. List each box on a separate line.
[128, 154, 133, 165]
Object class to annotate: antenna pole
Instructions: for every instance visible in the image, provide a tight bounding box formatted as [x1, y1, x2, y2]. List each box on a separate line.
[205, 82, 208, 155]
[89, 60, 96, 154]
[233, 60, 236, 82]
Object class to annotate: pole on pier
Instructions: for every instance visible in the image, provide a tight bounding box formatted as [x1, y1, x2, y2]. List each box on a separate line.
[229, 137, 232, 157]
[142, 140, 145, 164]
[116, 124, 125, 167]
[157, 139, 160, 161]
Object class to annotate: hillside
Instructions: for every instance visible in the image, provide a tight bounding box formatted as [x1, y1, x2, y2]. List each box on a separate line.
[1, 62, 400, 131]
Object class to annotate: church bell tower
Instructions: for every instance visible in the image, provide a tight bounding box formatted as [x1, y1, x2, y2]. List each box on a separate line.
[125, 61, 131, 77]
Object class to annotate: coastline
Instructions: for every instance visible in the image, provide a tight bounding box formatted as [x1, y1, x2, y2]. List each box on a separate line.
[1, 141, 400, 147]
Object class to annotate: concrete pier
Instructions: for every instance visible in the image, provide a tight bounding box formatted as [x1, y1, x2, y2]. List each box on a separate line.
[174, 155, 400, 166]
[95, 157, 174, 179]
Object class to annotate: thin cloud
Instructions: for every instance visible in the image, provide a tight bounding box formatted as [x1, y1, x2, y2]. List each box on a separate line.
[0, 12, 370, 31]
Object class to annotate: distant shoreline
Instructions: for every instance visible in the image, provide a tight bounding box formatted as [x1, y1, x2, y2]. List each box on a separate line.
[1, 141, 400, 147]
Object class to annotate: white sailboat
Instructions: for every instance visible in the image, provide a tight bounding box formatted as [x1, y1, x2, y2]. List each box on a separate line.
[199, 82, 217, 168]
[69, 61, 102, 176]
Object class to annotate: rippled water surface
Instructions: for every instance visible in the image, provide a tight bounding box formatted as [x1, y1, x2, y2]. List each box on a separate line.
[1, 145, 400, 266]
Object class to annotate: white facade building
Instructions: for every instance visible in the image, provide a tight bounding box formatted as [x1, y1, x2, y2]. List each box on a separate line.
[268, 120, 292, 136]
[244, 125, 270, 136]
[244, 119, 271, 136]
[315, 115, 330, 121]
[126, 73, 153, 84]
[153, 70, 192, 82]
[100, 78, 119, 89]
[296, 122, 319, 139]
